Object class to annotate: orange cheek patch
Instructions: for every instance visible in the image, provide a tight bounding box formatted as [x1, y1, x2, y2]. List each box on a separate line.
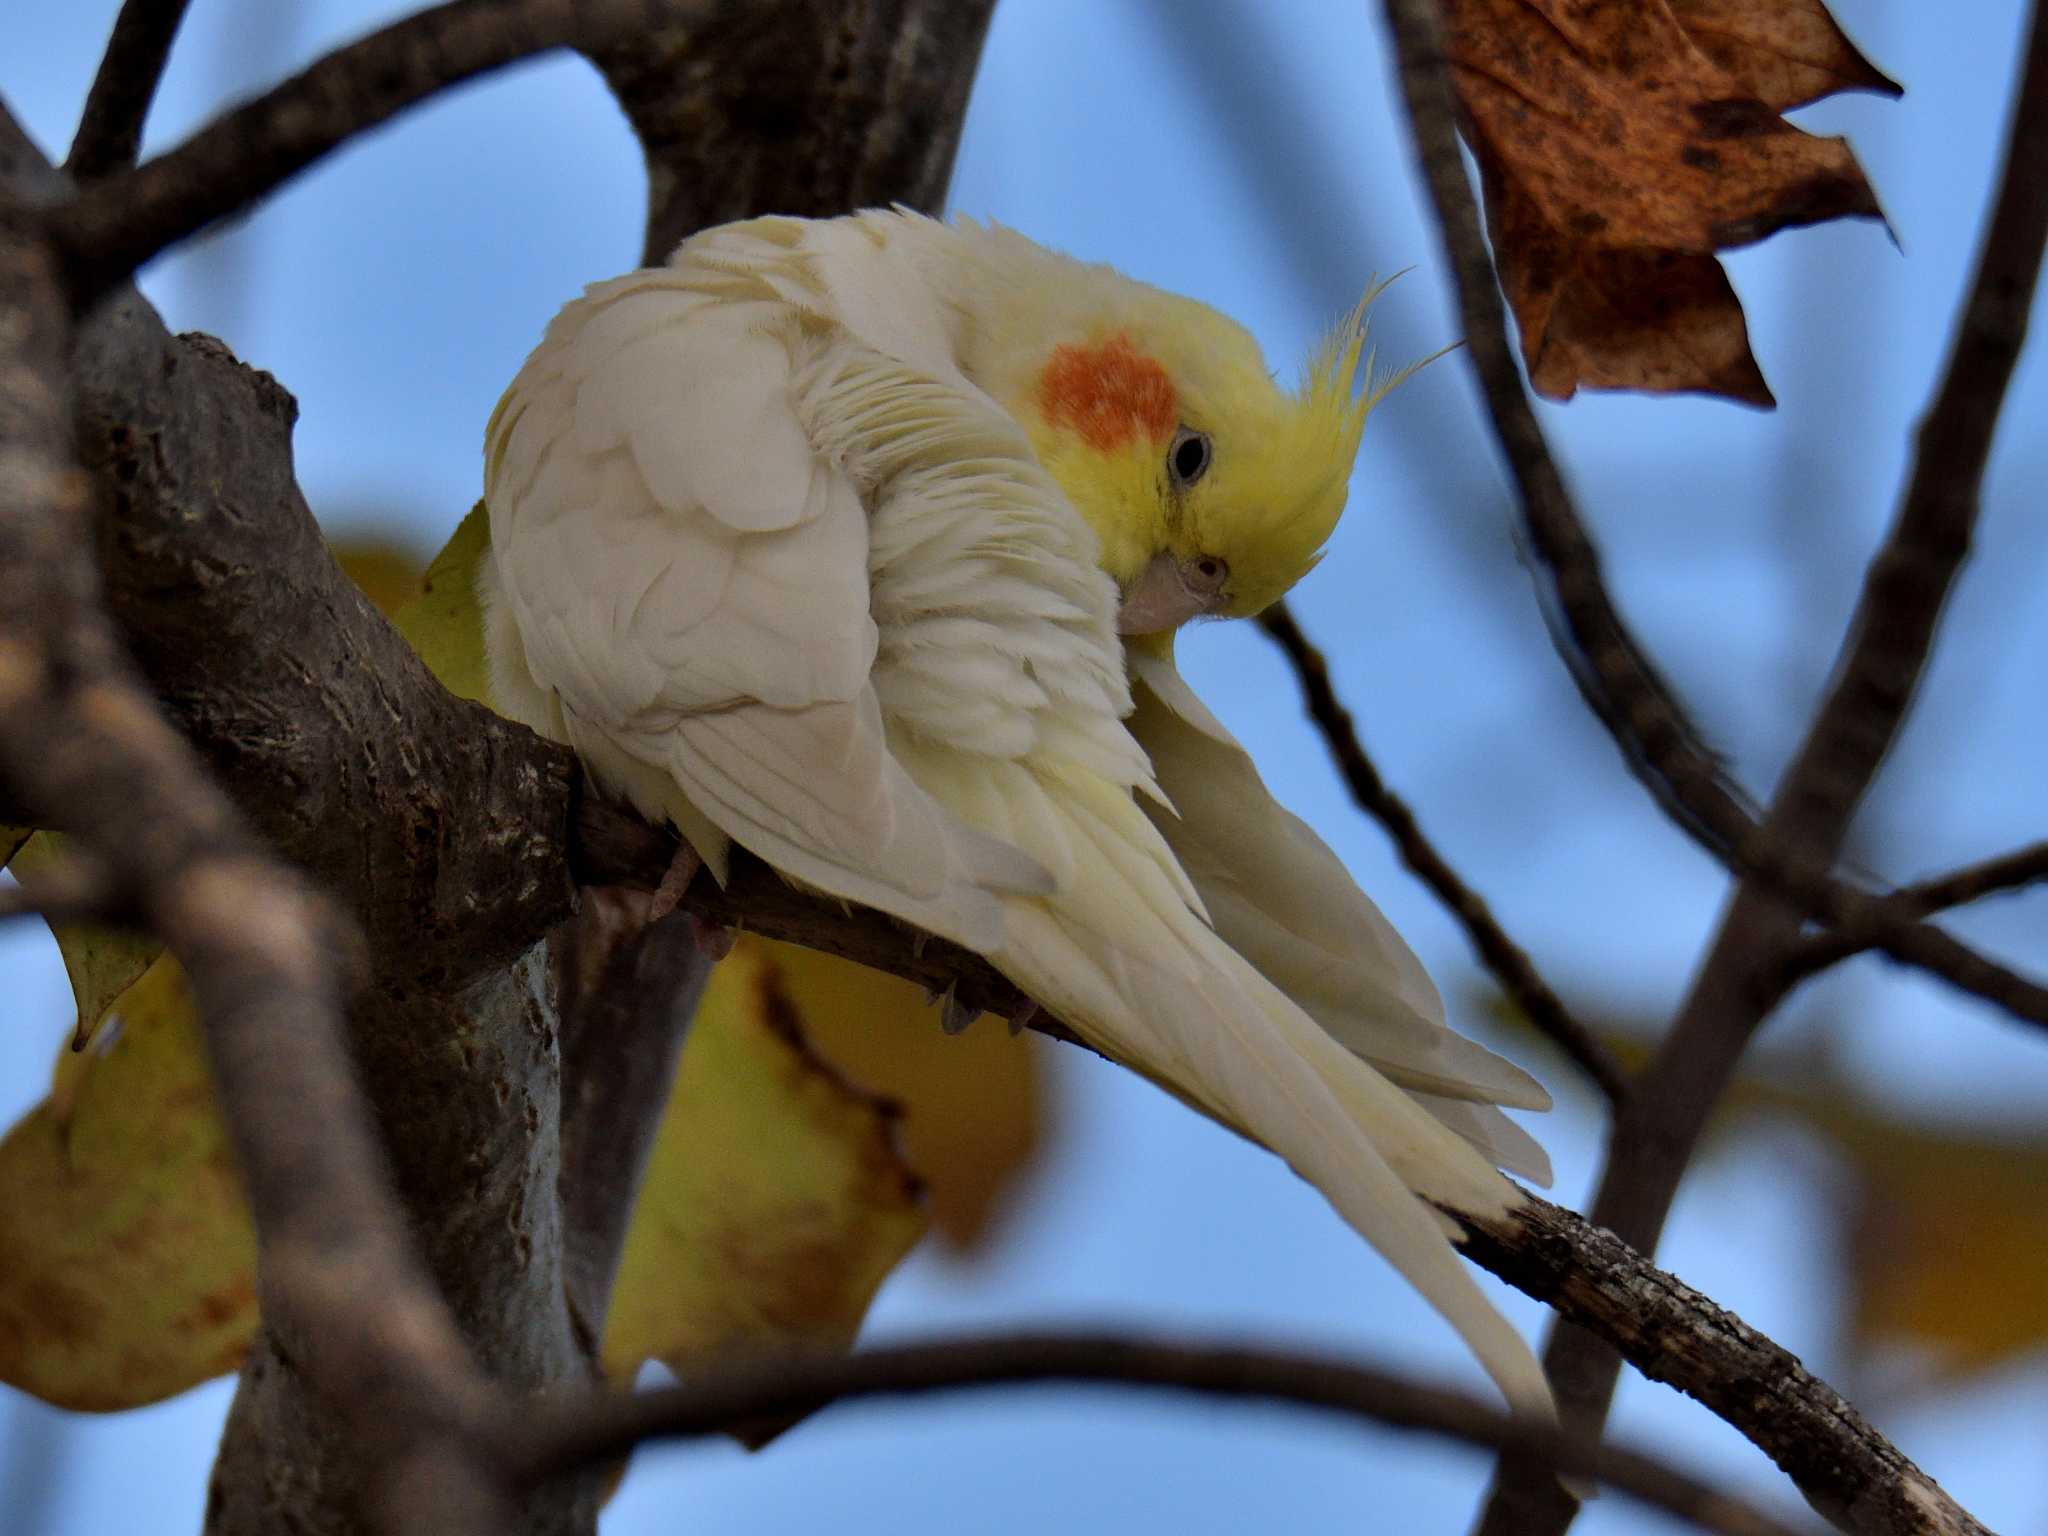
[1035, 334, 1177, 453]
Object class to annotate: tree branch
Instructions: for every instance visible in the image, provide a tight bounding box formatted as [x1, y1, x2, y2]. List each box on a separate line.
[1257, 601, 1628, 1103]
[46, 0, 715, 308]
[64, 0, 193, 181]
[1779, 839, 2048, 989]
[1428, 0, 2048, 1528]
[553, 898, 712, 1352]
[584, 0, 997, 262]
[0, 202, 507, 1536]
[503, 1332, 1808, 1536]
[1374, 0, 2048, 1037]
[14, 1, 1000, 1525]
[1451, 1197, 1991, 1536]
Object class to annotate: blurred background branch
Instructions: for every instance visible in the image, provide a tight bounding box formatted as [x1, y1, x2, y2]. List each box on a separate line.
[1, 2, 2043, 1534]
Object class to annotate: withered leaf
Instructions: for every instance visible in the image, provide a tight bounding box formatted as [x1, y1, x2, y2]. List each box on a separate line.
[1442, 0, 1892, 403]
[1665, 0, 1900, 111]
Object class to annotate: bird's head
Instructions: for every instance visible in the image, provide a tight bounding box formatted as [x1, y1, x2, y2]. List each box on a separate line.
[953, 223, 1413, 636]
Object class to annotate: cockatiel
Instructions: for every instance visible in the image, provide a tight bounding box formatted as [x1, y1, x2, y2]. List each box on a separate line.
[481, 209, 1555, 1417]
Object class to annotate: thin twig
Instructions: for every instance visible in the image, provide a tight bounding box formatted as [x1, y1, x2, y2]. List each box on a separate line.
[1375, 0, 2048, 1036]
[1257, 602, 1629, 1103]
[46, 0, 704, 307]
[501, 1331, 1805, 1536]
[1779, 838, 2048, 989]
[1452, 1196, 1991, 1536]
[1416, 0, 2048, 1528]
[1764, 0, 2048, 927]
[64, 0, 193, 180]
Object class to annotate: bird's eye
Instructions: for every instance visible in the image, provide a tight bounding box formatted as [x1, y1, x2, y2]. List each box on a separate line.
[1168, 426, 1212, 490]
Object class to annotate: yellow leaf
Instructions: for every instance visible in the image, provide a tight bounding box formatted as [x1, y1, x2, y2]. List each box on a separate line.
[331, 536, 428, 618]
[0, 953, 256, 1409]
[1842, 1124, 2048, 1380]
[604, 937, 926, 1386]
[390, 503, 493, 704]
[1, 825, 28, 865]
[8, 831, 160, 1050]
[1747, 1082, 2048, 1383]
[762, 938, 1051, 1254]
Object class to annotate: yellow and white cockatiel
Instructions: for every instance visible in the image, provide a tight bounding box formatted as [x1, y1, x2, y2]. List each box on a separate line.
[481, 209, 1555, 1417]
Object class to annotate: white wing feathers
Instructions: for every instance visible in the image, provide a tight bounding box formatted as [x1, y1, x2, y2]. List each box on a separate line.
[484, 255, 1050, 953]
[483, 211, 1553, 1419]
[1124, 646, 1555, 1184]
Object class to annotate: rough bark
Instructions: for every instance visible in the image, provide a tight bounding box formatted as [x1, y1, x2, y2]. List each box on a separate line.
[13, 4, 995, 1530]
[1451, 1199, 1992, 1536]
[587, 0, 996, 262]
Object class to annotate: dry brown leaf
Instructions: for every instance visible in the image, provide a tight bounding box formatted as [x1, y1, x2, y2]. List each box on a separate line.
[756, 936, 1052, 1254]
[1666, 0, 1899, 111]
[1442, 0, 1894, 402]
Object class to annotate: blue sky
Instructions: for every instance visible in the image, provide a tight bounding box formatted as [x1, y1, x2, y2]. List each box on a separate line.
[3, 2, 2045, 1532]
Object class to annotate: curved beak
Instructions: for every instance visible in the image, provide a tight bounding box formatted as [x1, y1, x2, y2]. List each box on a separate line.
[1116, 552, 1229, 635]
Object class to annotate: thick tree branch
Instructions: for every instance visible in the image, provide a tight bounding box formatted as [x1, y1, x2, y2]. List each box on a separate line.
[1375, 0, 2048, 1035]
[1257, 601, 1628, 1103]
[14, 2, 1000, 1526]
[0, 204, 506, 1536]
[64, 0, 192, 181]
[505, 1332, 1808, 1536]
[584, 0, 997, 262]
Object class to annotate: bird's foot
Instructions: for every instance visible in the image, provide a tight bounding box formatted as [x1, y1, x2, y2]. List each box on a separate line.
[645, 841, 703, 924]
[925, 980, 978, 1035]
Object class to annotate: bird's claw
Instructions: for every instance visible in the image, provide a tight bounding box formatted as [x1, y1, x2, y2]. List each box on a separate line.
[646, 841, 703, 924]
[937, 983, 976, 1035]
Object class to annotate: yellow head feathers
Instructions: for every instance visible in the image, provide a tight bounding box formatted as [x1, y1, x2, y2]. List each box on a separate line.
[1163, 281, 1415, 621]
[949, 219, 1416, 630]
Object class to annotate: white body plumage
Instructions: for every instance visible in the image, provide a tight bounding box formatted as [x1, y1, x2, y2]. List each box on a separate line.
[482, 209, 1554, 1418]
